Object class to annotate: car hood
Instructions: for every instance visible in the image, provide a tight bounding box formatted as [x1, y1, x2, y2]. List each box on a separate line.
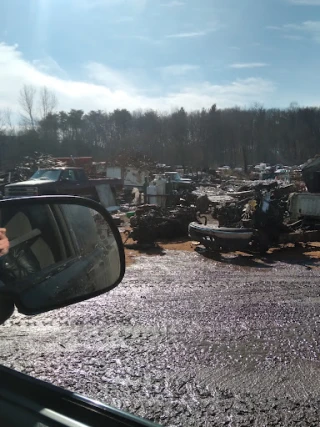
[175, 179, 192, 184]
[5, 179, 56, 187]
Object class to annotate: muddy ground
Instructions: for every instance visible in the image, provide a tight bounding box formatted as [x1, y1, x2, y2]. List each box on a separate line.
[2, 243, 320, 426]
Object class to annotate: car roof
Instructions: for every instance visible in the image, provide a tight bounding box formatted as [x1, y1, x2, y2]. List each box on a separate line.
[38, 167, 83, 170]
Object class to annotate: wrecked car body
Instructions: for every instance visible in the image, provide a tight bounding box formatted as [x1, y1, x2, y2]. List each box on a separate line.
[189, 223, 255, 252]
[189, 181, 293, 254]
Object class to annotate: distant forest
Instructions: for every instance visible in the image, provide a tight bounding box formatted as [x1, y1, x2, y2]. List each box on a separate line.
[0, 85, 319, 170]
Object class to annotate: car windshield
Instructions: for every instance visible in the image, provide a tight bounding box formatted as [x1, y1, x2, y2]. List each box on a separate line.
[165, 172, 179, 180]
[30, 170, 61, 181]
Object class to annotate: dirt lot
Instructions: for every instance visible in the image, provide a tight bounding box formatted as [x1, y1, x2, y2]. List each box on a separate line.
[123, 234, 198, 267]
[123, 224, 320, 268]
[2, 240, 320, 426]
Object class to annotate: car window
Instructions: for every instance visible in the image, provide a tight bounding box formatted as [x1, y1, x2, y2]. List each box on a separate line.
[61, 170, 76, 181]
[74, 169, 86, 181]
[30, 170, 61, 181]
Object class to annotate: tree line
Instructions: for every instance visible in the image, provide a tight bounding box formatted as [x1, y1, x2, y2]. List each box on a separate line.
[0, 85, 319, 170]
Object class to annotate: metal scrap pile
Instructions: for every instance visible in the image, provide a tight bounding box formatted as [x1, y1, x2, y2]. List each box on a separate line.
[213, 202, 245, 227]
[128, 204, 199, 244]
[189, 171, 221, 187]
[213, 181, 293, 229]
[301, 155, 320, 192]
[7, 152, 65, 183]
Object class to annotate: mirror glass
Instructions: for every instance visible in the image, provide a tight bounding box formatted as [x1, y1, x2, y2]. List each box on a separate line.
[0, 202, 123, 313]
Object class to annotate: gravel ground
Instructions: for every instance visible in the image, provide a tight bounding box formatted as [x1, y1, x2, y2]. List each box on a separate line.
[2, 250, 320, 426]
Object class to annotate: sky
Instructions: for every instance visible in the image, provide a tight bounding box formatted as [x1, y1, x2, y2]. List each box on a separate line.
[1, 0, 320, 115]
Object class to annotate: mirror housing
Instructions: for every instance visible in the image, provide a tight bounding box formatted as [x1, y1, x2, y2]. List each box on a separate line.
[0, 196, 125, 316]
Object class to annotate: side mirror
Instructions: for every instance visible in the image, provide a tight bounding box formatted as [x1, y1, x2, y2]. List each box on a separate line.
[0, 196, 125, 315]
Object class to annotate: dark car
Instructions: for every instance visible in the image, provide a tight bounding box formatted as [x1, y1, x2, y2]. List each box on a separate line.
[4, 167, 121, 201]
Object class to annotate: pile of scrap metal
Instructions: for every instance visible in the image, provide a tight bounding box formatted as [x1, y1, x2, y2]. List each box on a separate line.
[212, 181, 293, 228]
[188, 170, 221, 186]
[189, 181, 295, 254]
[285, 156, 320, 228]
[301, 155, 320, 193]
[4, 153, 65, 183]
[127, 204, 200, 245]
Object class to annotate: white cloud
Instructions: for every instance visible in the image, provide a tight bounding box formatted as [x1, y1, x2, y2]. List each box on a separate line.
[291, 21, 320, 41]
[267, 20, 320, 42]
[131, 35, 163, 45]
[32, 56, 68, 78]
[283, 34, 304, 40]
[84, 62, 134, 92]
[266, 25, 282, 30]
[0, 43, 276, 115]
[230, 62, 269, 69]
[287, 0, 320, 4]
[159, 64, 200, 76]
[284, 21, 320, 30]
[166, 31, 208, 38]
[78, 0, 148, 9]
[166, 25, 220, 39]
[165, 78, 275, 109]
[161, 1, 185, 6]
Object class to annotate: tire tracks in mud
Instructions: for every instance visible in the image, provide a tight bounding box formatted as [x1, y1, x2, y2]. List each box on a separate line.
[1, 251, 320, 425]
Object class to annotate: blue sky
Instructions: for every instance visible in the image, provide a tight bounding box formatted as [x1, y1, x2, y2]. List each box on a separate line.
[1, 0, 320, 114]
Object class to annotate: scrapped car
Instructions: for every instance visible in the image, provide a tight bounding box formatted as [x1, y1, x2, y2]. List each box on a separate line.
[4, 167, 121, 212]
[164, 171, 192, 184]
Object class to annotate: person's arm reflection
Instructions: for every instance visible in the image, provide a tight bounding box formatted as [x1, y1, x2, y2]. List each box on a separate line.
[0, 229, 9, 257]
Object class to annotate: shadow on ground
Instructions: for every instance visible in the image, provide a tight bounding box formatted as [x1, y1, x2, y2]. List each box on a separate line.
[123, 227, 320, 270]
[124, 243, 166, 256]
[195, 243, 320, 269]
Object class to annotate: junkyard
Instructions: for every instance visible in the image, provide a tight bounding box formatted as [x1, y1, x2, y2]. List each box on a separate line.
[2, 155, 320, 425]
[3, 1, 320, 424]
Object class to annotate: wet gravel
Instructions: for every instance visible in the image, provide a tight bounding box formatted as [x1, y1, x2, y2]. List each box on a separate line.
[2, 250, 320, 426]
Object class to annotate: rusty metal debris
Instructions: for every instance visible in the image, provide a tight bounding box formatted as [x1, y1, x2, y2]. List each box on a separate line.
[301, 155, 320, 192]
[189, 180, 300, 254]
[2, 153, 65, 183]
[127, 204, 200, 244]
[212, 181, 291, 229]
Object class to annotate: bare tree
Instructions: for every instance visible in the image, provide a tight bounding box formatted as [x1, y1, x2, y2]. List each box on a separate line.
[0, 111, 5, 134]
[39, 86, 58, 119]
[18, 84, 37, 128]
[3, 108, 14, 135]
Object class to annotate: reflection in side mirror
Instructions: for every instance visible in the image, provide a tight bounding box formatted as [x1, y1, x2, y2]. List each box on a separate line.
[0, 197, 125, 315]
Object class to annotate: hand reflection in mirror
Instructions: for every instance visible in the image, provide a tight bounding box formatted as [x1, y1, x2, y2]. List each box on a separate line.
[0, 208, 52, 284]
[0, 228, 9, 257]
[0, 202, 122, 313]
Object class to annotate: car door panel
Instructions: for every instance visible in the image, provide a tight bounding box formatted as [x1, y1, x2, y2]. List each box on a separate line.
[0, 365, 158, 427]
